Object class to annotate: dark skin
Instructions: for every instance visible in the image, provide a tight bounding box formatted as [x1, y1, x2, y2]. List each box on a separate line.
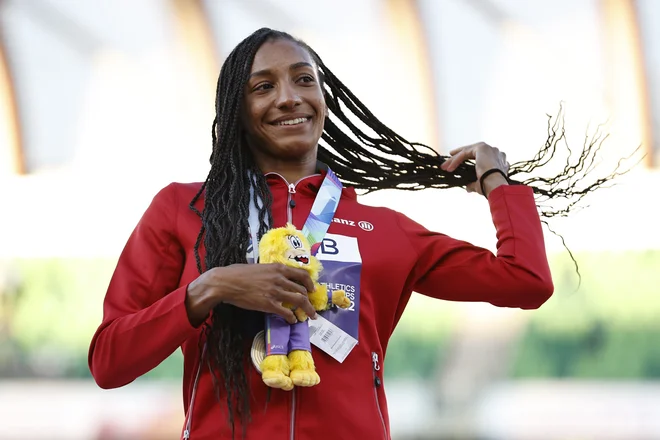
[185, 39, 509, 327]
[185, 264, 317, 326]
[242, 39, 327, 184]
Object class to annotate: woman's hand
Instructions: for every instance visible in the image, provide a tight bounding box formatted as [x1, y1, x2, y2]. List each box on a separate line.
[441, 142, 510, 197]
[185, 263, 317, 327]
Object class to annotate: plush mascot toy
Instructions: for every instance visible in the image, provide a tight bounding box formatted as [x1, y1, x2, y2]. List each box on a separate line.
[257, 223, 351, 390]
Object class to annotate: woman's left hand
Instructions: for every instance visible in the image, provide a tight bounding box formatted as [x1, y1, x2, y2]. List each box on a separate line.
[441, 142, 510, 196]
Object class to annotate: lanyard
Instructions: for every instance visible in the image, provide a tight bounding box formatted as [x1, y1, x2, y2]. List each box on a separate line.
[301, 167, 343, 254]
[248, 167, 343, 261]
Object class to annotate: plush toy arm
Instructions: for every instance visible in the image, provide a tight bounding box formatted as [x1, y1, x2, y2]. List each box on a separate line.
[308, 283, 329, 311]
[331, 290, 351, 309]
[294, 308, 309, 322]
[308, 283, 351, 311]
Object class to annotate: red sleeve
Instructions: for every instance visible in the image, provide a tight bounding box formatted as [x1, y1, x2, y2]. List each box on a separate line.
[88, 183, 198, 389]
[397, 185, 553, 309]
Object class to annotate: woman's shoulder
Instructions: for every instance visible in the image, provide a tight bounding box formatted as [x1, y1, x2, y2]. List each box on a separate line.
[167, 181, 204, 195]
[147, 181, 205, 213]
[153, 181, 204, 199]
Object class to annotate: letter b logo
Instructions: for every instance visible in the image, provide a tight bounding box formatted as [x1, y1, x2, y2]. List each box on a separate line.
[320, 238, 339, 255]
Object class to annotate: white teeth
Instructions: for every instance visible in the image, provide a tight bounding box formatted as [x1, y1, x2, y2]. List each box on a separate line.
[276, 117, 308, 126]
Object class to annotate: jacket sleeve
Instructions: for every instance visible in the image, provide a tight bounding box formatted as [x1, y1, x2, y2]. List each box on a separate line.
[397, 185, 553, 309]
[88, 183, 199, 389]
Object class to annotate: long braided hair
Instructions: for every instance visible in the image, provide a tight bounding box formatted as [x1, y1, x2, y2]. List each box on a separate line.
[189, 27, 637, 434]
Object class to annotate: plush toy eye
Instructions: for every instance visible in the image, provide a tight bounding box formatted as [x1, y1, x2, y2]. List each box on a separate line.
[288, 235, 303, 249]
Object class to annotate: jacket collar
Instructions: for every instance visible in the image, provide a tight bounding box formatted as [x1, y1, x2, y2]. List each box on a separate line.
[265, 161, 357, 200]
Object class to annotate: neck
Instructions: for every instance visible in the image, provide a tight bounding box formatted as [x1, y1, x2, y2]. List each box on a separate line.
[257, 156, 318, 184]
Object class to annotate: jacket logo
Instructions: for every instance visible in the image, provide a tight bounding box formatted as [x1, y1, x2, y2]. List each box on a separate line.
[333, 218, 374, 231]
[333, 218, 355, 226]
[358, 221, 374, 231]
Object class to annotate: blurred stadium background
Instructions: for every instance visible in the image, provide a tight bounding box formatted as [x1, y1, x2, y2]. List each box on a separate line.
[1, 0, 659, 438]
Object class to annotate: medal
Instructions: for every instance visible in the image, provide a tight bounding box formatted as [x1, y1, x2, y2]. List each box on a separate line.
[251, 330, 266, 373]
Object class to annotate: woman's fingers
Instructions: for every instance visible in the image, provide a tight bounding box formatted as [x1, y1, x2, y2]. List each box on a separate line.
[444, 142, 510, 181]
[271, 303, 298, 325]
[448, 142, 482, 156]
[278, 264, 315, 293]
[277, 276, 308, 296]
[443, 144, 480, 172]
[277, 290, 317, 319]
[442, 148, 469, 172]
[448, 146, 465, 156]
[466, 181, 479, 194]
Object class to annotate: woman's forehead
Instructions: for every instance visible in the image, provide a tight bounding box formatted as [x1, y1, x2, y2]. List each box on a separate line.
[250, 39, 314, 73]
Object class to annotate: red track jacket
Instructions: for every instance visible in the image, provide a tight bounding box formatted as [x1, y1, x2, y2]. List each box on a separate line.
[88, 170, 553, 439]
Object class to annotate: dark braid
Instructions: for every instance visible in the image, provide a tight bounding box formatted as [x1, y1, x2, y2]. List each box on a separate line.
[306, 45, 638, 282]
[309, 49, 638, 217]
[188, 28, 277, 437]
[189, 27, 638, 435]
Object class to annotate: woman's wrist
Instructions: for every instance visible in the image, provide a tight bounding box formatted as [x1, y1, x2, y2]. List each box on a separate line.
[185, 269, 225, 327]
[481, 171, 509, 198]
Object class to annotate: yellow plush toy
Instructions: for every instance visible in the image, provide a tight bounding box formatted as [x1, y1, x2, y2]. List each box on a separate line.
[257, 223, 350, 391]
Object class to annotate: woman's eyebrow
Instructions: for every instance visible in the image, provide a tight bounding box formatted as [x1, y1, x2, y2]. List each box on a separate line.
[289, 61, 313, 70]
[249, 62, 313, 79]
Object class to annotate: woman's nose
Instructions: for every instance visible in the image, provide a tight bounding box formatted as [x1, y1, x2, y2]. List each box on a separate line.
[275, 84, 302, 109]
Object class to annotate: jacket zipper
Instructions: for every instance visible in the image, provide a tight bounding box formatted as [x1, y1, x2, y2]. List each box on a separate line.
[287, 183, 296, 224]
[182, 344, 206, 439]
[287, 179, 297, 440]
[270, 172, 319, 440]
[289, 388, 297, 440]
[264, 171, 321, 226]
[372, 352, 388, 439]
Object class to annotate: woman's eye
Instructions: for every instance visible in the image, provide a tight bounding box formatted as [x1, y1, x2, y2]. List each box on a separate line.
[254, 83, 273, 91]
[298, 75, 314, 83]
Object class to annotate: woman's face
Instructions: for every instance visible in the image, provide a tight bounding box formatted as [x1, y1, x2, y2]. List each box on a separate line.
[242, 38, 326, 166]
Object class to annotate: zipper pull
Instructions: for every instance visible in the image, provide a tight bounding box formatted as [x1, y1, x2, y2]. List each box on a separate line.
[288, 183, 296, 194]
[183, 429, 190, 439]
[372, 352, 382, 387]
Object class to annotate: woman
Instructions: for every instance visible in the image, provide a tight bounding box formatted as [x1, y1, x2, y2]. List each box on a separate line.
[89, 28, 563, 440]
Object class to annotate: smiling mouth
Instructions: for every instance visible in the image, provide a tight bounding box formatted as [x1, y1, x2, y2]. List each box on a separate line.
[291, 255, 310, 265]
[273, 117, 311, 126]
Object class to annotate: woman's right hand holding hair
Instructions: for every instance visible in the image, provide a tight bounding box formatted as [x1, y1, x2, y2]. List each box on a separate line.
[185, 263, 317, 327]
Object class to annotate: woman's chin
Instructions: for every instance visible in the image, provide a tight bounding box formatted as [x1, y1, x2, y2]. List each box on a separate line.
[270, 142, 318, 160]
